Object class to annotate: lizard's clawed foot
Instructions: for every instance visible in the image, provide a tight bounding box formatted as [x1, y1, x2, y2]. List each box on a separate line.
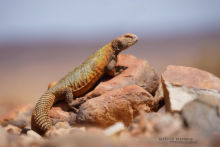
[115, 66, 128, 76]
[67, 97, 87, 113]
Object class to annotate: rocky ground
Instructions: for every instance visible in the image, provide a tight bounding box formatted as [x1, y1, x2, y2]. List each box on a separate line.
[0, 54, 220, 147]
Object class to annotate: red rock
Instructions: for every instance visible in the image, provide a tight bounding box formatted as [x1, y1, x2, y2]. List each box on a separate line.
[49, 102, 76, 126]
[85, 54, 159, 99]
[162, 65, 220, 91]
[153, 82, 164, 111]
[49, 103, 69, 120]
[162, 65, 220, 112]
[76, 85, 157, 128]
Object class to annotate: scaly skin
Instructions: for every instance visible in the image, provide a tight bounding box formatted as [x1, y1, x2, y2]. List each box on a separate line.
[31, 33, 138, 135]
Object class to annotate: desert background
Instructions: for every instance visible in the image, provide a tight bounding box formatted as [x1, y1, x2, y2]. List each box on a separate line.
[0, 0, 220, 115]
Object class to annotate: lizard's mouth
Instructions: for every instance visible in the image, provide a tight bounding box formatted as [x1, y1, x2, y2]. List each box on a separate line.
[125, 34, 138, 47]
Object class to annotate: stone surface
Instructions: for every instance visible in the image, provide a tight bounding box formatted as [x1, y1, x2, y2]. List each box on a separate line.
[162, 65, 220, 112]
[26, 130, 42, 139]
[181, 99, 220, 133]
[54, 122, 71, 130]
[76, 85, 157, 128]
[104, 122, 125, 136]
[0, 103, 34, 128]
[49, 102, 77, 125]
[153, 81, 165, 111]
[84, 54, 159, 99]
[162, 65, 220, 91]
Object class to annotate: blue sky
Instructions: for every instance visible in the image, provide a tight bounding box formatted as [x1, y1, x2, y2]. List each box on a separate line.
[0, 0, 220, 42]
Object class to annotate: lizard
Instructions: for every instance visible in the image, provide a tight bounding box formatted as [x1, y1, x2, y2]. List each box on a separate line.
[31, 33, 138, 135]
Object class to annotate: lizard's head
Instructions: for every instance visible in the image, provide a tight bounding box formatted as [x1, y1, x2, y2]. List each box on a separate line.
[112, 33, 138, 54]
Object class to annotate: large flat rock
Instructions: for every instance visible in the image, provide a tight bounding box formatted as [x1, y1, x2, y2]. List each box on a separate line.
[162, 65, 220, 112]
[76, 85, 157, 127]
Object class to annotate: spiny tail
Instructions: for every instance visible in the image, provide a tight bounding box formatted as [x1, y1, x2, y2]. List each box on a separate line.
[31, 91, 55, 135]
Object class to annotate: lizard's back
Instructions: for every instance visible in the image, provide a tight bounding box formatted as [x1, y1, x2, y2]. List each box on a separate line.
[49, 43, 113, 97]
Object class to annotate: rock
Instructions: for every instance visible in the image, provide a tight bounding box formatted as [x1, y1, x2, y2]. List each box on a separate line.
[76, 85, 157, 128]
[153, 82, 165, 111]
[0, 103, 34, 128]
[49, 102, 76, 125]
[4, 124, 21, 135]
[162, 65, 220, 112]
[104, 122, 125, 136]
[157, 106, 166, 113]
[85, 54, 159, 99]
[26, 130, 42, 139]
[54, 122, 71, 130]
[181, 99, 220, 133]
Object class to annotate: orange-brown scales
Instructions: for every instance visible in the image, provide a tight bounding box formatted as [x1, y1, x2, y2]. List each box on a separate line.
[31, 33, 138, 135]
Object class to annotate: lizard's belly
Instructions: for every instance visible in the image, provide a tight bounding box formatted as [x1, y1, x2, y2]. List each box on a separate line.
[72, 71, 103, 97]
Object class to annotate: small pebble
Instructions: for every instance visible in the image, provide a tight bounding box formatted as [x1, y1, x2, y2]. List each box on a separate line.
[104, 122, 125, 136]
[27, 130, 42, 139]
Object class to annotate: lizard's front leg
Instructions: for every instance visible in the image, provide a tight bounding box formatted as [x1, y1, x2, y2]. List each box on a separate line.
[106, 58, 126, 77]
[105, 59, 117, 77]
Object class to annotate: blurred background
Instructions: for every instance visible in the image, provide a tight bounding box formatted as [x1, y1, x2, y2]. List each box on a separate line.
[0, 0, 220, 114]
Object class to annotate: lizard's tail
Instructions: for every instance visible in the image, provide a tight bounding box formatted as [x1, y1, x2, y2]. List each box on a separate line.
[31, 91, 55, 135]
